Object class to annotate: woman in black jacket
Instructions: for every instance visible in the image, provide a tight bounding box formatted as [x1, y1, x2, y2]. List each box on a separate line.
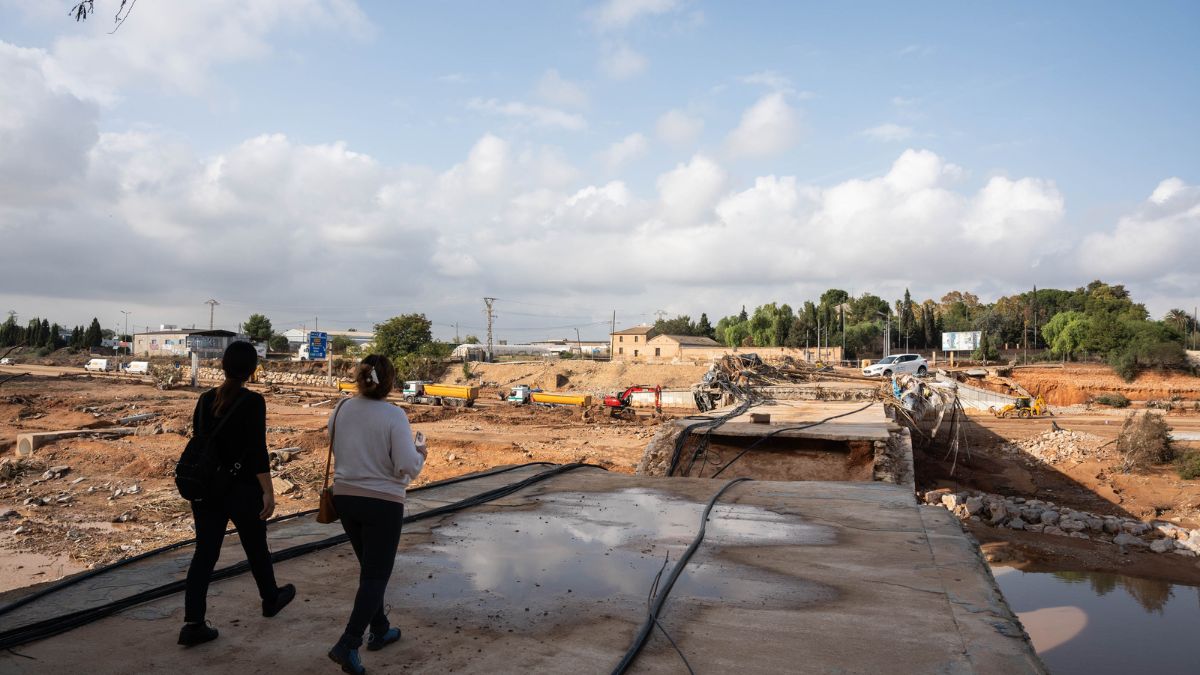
[179, 341, 295, 646]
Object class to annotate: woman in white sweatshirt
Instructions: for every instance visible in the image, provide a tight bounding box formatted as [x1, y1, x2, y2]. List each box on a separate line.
[326, 354, 426, 675]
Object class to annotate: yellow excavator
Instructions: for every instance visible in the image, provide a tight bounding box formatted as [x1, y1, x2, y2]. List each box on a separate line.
[991, 395, 1050, 419]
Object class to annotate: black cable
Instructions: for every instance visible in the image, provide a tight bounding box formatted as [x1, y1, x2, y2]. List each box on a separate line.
[611, 477, 750, 675]
[0, 461, 557, 619]
[0, 463, 598, 649]
[709, 402, 877, 479]
[669, 382, 755, 477]
[645, 553, 695, 675]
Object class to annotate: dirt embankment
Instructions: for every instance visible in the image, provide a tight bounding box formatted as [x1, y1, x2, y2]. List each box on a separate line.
[1011, 364, 1200, 406]
[453, 361, 710, 395]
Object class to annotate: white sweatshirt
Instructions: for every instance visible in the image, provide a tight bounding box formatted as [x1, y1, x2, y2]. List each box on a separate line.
[328, 396, 425, 503]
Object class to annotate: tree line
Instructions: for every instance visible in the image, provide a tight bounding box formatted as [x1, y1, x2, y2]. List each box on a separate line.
[652, 280, 1194, 381]
[0, 315, 107, 354]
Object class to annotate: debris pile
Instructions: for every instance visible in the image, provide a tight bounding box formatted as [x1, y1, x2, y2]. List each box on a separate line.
[998, 429, 1111, 465]
[924, 488, 1200, 557]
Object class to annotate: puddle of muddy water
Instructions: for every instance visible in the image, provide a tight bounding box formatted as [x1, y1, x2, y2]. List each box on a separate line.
[992, 566, 1200, 675]
[393, 488, 836, 630]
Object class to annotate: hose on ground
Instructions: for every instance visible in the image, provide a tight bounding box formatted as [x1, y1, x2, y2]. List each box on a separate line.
[0, 463, 597, 650]
[610, 477, 751, 675]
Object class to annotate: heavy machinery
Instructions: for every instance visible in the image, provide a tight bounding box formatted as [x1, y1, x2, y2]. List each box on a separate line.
[402, 381, 478, 408]
[602, 385, 661, 420]
[990, 395, 1049, 419]
[506, 384, 592, 407]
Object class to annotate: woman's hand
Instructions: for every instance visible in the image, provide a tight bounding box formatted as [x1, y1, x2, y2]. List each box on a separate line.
[414, 431, 428, 458]
[256, 472, 276, 520]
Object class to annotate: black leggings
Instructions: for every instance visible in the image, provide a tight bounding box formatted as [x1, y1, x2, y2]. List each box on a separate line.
[184, 482, 279, 623]
[334, 494, 404, 648]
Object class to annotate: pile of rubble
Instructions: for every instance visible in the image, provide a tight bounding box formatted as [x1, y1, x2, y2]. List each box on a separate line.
[997, 428, 1111, 465]
[924, 488, 1200, 557]
[184, 366, 342, 388]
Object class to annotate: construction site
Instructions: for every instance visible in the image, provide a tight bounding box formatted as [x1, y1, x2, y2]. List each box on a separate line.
[1, 354, 1199, 673]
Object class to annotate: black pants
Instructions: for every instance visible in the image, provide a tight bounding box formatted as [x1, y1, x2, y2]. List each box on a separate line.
[184, 482, 279, 623]
[334, 494, 404, 648]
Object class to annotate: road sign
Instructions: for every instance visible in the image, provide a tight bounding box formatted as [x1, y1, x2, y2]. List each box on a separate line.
[308, 331, 328, 360]
[941, 331, 981, 352]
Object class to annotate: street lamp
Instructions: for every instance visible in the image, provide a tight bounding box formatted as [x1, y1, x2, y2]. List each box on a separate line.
[120, 310, 130, 355]
[876, 310, 891, 358]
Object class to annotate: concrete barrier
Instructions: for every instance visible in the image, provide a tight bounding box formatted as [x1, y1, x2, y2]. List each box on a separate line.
[16, 428, 136, 457]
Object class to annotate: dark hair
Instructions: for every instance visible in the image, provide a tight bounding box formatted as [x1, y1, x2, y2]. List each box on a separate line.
[355, 354, 395, 400]
[214, 341, 257, 415]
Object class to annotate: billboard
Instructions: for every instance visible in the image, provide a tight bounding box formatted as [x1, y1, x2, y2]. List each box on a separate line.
[308, 331, 329, 360]
[941, 331, 982, 352]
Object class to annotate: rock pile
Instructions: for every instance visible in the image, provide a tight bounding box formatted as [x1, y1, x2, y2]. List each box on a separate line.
[184, 366, 346, 388]
[998, 429, 1111, 465]
[924, 487, 1200, 557]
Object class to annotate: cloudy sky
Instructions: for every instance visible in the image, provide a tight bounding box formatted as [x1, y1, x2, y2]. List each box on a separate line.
[1, 1, 1197, 342]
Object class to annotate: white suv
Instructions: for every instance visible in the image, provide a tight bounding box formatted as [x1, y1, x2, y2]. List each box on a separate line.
[863, 354, 928, 378]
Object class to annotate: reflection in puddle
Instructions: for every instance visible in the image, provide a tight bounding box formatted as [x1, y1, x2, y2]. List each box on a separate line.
[394, 488, 836, 627]
[993, 567, 1200, 675]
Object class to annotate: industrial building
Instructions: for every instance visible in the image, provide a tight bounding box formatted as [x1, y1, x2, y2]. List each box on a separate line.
[131, 329, 241, 359]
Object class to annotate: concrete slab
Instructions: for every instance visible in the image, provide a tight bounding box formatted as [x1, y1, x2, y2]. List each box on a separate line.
[0, 468, 1042, 674]
[683, 401, 894, 441]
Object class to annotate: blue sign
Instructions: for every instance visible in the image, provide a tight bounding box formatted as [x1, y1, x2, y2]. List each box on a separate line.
[308, 331, 328, 360]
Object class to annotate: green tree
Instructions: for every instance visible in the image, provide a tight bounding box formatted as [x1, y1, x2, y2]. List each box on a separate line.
[84, 318, 103, 348]
[1043, 311, 1088, 360]
[394, 342, 451, 382]
[374, 314, 434, 360]
[898, 289, 916, 347]
[268, 334, 290, 352]
[463, 335, 481, 344]
[331, 335, 355, 355]
[243, 314, 273, 341]
[972, 332, 999, 362]
[695, 313, 715, 340]
[653, 315, 697, 336]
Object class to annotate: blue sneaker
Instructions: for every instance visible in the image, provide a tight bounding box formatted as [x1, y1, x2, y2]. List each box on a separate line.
[366, 627, 400, 651]
[328, 643, 366, 674]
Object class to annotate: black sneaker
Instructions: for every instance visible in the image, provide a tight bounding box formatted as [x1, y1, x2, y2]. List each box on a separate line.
[328, 643, 366, 674]
[262, 583, 296, 617]
[366, 627, 400, 651]
[177, 621, 218, 646]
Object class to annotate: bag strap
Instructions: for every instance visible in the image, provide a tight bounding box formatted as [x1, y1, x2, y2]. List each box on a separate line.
[322, 399, 348, 491]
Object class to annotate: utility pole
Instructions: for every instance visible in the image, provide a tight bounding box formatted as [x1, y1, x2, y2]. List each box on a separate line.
[204, 299, 219, 330]
[454, 322, 460, 344]
[574, 327, 583, 359]
[483, 297, 496, 362]
[315, 316, 319, 331]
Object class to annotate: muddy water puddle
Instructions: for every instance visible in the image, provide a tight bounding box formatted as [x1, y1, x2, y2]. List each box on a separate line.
[993, 566, 1200, 674]
[394, 488, 836, 629]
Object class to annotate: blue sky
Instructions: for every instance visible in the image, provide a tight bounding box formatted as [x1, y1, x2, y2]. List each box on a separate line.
[0, 1, 1197, 340]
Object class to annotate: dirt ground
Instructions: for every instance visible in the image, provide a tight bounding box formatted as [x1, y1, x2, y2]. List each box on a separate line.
[1009, 363, 1200, 406]
[916, 406, 1200, 584]
[454, 360, 711, 395]
[0, 373, 665, 592]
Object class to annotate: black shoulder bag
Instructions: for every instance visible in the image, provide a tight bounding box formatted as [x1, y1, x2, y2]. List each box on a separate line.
[175, 390, 250, 502]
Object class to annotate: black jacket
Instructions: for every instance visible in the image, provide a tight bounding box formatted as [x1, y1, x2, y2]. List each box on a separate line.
[192, 388, 270, 489]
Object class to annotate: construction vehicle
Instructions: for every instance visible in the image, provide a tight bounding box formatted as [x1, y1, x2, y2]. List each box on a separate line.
[990, 395, 1049, 419]
[506, 384, 592, 407]
[602, 385, 661, 420]
[402, 381, 478, 408]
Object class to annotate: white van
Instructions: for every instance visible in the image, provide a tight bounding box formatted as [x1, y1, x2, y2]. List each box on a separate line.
[84, 359, 110, 372]
[125, 361, 150, 375]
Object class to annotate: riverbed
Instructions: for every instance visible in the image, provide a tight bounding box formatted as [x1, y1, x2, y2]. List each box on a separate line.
[993, 566, 1200, 674]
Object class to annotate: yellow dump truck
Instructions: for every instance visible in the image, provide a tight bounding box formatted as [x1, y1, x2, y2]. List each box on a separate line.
[402, 381, 478, 407]
[506, 385, 592, 407]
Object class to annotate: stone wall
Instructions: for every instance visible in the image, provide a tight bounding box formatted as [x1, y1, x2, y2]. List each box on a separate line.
[924, 487, 1200, 557]
[183, 366, 346, 389]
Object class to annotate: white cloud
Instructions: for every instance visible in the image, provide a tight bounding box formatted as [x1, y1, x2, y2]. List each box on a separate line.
[655, 109, 704, 145]
[724, 92, 800, 158]
[589, 0, 682, 30]
[536, 69, 588, 108]
[1077, 178, 1200, 281]
[741, 70, 792, 92]
[467, 98, 587, 131]
[437, 73, 470, 84]
[47, 0, 372, 100]
[598, 42, 647, 79]
[656, 155, 726, 225]
[602, 133, 649, 169]
[860, 123, 915, 142]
